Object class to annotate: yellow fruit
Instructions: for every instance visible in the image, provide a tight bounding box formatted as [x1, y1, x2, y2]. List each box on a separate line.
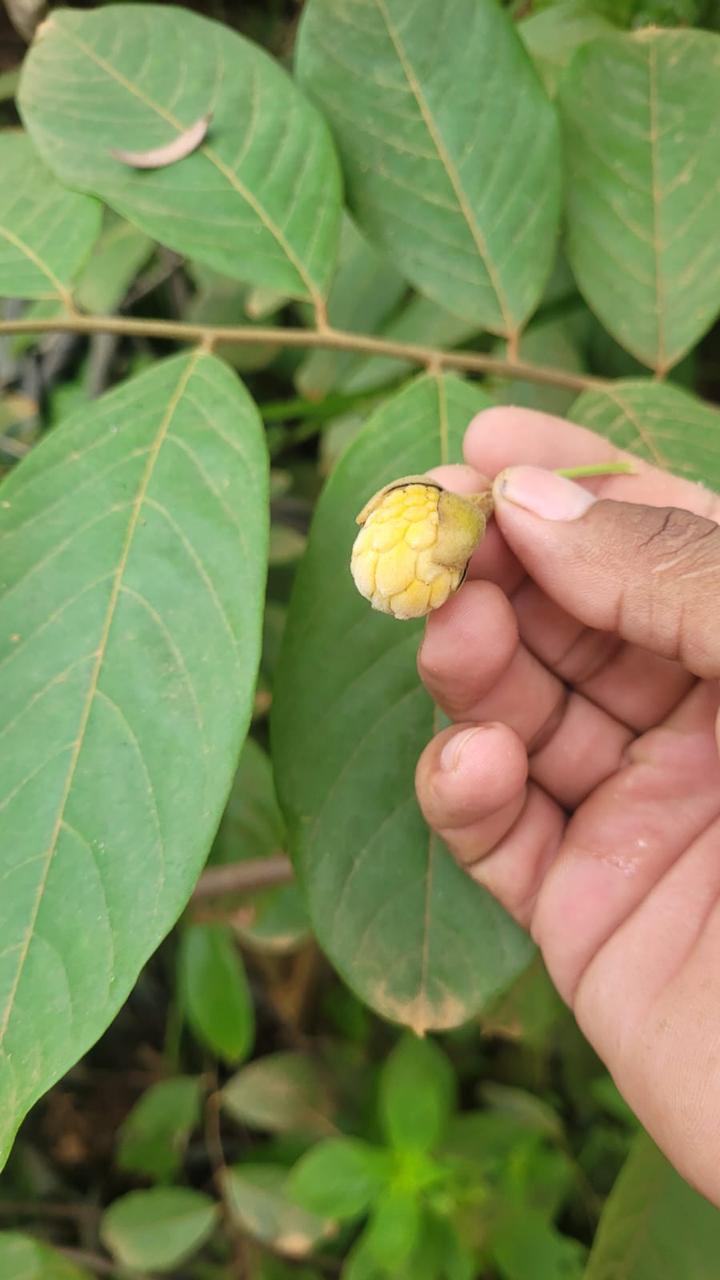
[350, 475, 493, 620]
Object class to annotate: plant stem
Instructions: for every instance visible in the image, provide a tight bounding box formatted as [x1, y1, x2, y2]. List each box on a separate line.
[0, 313, 606, 394]
[556, 462, 635, 478]
[191, 855, 293, 900]
[58, 1248, 126, 1278]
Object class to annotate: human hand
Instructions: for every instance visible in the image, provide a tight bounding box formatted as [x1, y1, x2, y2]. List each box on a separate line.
[415, 406, 720, 1205]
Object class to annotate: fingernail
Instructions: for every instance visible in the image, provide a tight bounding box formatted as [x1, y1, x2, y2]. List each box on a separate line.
[440, 727, 483, 772]
[496, 466, 596, 521]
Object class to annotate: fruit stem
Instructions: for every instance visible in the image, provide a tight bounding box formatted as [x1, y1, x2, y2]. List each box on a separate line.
[555, 461, 635, 478]
[471, 461, 634, 527]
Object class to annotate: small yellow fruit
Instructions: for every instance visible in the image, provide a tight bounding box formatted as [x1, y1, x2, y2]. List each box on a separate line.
[350, 475, 493, 620]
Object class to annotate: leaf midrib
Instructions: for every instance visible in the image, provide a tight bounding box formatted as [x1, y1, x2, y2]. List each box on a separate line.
[647, 40, 666, 376]
[0, 349, 202, 1054]
[372, 0, 515, 339]
[55, 20, 322, 306]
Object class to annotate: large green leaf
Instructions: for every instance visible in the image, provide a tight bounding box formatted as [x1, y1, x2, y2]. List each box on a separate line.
[0, 352, 267, 1166]
[559, 28, 720, 373]
[296, 0, 560, 338]
[584, 1134, 720, 1279]
[571, 378, 720, 488]
[0, 132, 100, 303]
[295, 218, 407, 400]
[272, 376, 533, 1031]
[18, 4, 342, 305]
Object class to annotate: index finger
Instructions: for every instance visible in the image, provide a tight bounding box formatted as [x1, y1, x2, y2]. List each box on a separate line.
[464, 407, 719, 519]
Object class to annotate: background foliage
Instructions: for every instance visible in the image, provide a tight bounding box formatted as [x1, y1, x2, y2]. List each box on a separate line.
[1, 0, 720, 1275]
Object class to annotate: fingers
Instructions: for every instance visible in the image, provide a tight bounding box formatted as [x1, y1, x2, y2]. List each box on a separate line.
[415, 721, 527, 842]
[511, 579, 694, 731]
[494, 470, 720, 678]
[425, 447, 696, 730]
[464, 406, 718, 516]
[419, 581, 633, 809]
[533, 681, 720, 1004]
[425, 462, 524, 593]
[415, 721, 564, 924]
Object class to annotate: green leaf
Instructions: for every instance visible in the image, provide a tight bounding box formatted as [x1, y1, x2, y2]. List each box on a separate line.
[18, 4, 342, 304]
[290, 1137, 389, 1221]
[590, 1076, 641, 1130]
[585, 1134, 720, 1280]
[499, 1142, 575, 1223]
[342, 1232, 388, 1280]
[186, 262, 282, 374]
[490, 316, 586, 420]
[0, 70, 20, 103]
[0, 132, 100, 302]
[363, 1192, 421, 1270]
[101, 1187, 218, 1272]
[117, 1075, 202, 1183]
[223, 1052, 334, 1136]
[0, 1234, 90, 1279]
[213, 738, 309, 953]
[330, 294, 481, 399]
[0, 351, 267, 1166]
[74, 215, 154, 314]
[224, 1163, 334, 1257]
[481, 955, 568, 1050]
[559, 28, 720, 373]
[295, 219, 407, 399]
[442, 1111, 550, 1181]
[272, 375, 533, 1031]
[297, 0, 560, 337]
[416, 1214, 476, 1280]
[570, 378, 720, 488]
[491, 1209, 586, 1280]
[519, 1, 616, 96]
[380, 1034, 455, 1152]
[214, 737, 285, 862]
[19, 215, 156, 335]
[178, 923, 255, 1065]
[480, 1083, 564, 1144]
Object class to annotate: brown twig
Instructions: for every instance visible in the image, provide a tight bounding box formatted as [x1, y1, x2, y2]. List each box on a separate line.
[0, 1199, 101, 1221]
[0, 314, 605, 394]
[204, 1080, 255, 1278]
[191, 855, 293, 901]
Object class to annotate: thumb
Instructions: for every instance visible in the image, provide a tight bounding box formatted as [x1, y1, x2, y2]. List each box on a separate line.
[494, 465, 720, 678]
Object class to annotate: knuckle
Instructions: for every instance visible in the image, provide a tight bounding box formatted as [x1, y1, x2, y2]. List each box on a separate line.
[638, 505, 720, 578]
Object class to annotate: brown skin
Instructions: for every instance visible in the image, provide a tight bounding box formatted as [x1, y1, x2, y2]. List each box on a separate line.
[414, 407, 720, 1206]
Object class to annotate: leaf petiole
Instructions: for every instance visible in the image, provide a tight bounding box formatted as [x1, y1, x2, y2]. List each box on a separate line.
[555, 461, 635, 479]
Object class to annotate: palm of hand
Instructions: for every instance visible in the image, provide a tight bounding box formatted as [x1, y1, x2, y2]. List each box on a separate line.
[415, 408, 720, 1203]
